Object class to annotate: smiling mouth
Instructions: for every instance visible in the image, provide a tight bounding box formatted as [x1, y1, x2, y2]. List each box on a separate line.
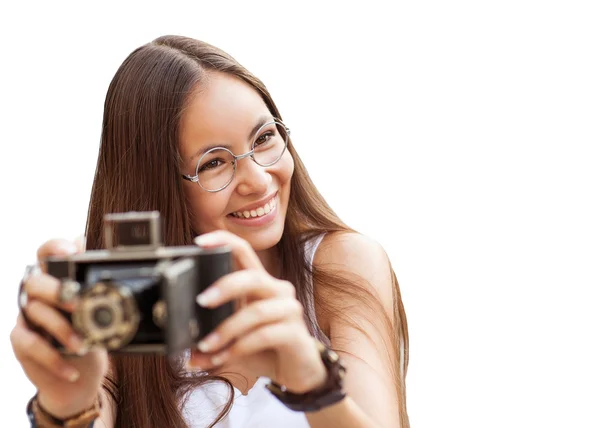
[228, 196, 277, 219]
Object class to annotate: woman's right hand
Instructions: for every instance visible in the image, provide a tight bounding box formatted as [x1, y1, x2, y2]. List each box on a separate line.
[10, 239, 110, 420]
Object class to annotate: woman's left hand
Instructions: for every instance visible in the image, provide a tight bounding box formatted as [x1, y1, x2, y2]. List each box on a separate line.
[188, 230, 326, 394]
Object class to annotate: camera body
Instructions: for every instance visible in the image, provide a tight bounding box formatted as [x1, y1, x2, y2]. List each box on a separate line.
[46, 211, 233, 355]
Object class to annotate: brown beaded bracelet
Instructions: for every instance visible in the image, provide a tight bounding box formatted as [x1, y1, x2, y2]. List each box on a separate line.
[26, 393, 101, 428]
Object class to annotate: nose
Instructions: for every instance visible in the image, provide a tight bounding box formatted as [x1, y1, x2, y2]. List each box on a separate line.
[234, 156, 271, 196]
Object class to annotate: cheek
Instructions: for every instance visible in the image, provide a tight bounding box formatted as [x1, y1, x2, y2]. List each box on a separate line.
[278, 151, 294, 184]
[184, 185, 230, 233]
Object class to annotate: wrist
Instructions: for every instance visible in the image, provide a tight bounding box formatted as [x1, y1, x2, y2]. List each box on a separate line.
[291, 357, 328, 394]
[267, 338, 347, 412]
[37, 391, 99, 421]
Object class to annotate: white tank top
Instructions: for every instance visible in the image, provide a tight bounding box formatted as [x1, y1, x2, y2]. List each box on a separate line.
[181, 234, 327, 428]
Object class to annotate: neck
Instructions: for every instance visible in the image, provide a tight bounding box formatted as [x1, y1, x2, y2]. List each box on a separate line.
[256, 245, 282, 279]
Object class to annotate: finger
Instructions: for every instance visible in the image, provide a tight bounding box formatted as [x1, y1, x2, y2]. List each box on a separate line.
[23, 300, 86, 354]
[186, 350, 214, 370]
[208, 323, 299, 367]
[196, 270, 296, 308]
[11, 315, 81, 382]
[19, 356, 69, 388]
[194, 230, 263, 271]
[37, 238, 80, 261]
[15, 345, 81, 391]
[197, 298, 303, 353]
[37, 239, 80, 273]
[23, 273, 74, 310]
[74, 235, 86, 252]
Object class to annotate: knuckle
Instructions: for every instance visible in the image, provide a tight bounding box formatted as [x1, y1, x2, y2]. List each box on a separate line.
[9, 325, 22, 349]
[290, 299, 304, 316]
[53, 319, 73, 342]
[26, 302, 73, 343]
[25, 299, 41, 314]
[216, 318, 233, 337]
[36, 239, 62, 260]
[252, 302, 268, 320]
[21, 274, 38, 294]
[46, 351, 64, 371]
[24, 275, 51, 298]
[256, 327, 274, 345]
[250, 269, 263, 282]
[241, 239, 253, 253]
[21, 332, 40, 356]
[36, 239, 77, 262]
[24, 300, 46, 324]
[281, 280, 296, 297]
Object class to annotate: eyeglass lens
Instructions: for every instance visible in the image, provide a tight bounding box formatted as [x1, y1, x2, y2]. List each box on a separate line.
[195, 121, 288, 191]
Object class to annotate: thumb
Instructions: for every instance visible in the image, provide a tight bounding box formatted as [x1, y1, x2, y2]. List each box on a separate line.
[36, 238, 82, 274]
[74, 235, 87, 253]
[37, 239, 80, 262]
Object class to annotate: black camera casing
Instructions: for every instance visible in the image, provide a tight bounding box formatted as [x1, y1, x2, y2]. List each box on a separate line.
[45, 211, 233, 355]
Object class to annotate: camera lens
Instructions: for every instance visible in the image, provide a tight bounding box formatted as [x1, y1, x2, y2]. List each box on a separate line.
[93, 305, 114, 328]
[73, 281, 140, 350]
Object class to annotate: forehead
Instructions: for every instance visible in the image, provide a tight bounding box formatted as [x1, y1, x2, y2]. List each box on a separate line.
[179, 72, 270, 157]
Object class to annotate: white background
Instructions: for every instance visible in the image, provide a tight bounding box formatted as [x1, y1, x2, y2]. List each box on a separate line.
[1, 1, 599, 427]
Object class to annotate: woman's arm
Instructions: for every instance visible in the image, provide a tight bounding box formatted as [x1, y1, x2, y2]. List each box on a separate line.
[187, 230, 405, 427]
[93, 366, 117, 428]
[92, 389, 116, 428]
[307, 232, 403, 428]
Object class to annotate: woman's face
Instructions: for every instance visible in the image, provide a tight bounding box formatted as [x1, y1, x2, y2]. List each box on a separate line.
[179, 72, 294, 251]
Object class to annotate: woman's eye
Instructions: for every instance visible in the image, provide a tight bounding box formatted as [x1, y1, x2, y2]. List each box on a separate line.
[255, 131, 274, 146]
[199, 159, 223, 172]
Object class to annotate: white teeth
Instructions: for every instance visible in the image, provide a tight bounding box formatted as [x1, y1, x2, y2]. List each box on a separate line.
[232, 196, 277, 219]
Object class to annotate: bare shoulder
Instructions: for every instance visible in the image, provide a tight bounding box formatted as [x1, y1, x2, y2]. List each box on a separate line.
[314, 231, 390, 270]
[311, 232, 404, 427]
[313, 231, 396, 324]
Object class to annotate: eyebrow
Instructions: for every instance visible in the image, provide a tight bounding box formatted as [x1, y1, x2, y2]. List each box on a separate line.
[188, 115, 274, 162]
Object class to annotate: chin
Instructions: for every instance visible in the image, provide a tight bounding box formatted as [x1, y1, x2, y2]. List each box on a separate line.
[232, 222, 285, 251]
[246, 233, 283, 251]
[225, 205, 287, 251]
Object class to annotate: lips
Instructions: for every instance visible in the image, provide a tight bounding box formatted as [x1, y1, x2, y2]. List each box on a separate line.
[226, 193, 279, 228]
[229, 191, 279, 218]
[229, 194, 277, 219]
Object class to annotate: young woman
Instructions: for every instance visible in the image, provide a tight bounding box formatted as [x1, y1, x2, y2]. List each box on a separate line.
[11, 35, 410, 428]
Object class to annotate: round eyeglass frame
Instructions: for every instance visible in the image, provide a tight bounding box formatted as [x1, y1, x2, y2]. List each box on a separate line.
[182, 119, 290, 193]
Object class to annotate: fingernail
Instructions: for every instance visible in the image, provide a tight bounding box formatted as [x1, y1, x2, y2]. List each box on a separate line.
[210, 351, 229, 366]
[197, 288, 220, 307]
[194, 234, 221, 247]
[76, 347, 89, 356]
[185, 360, 202, 371]
[197, 333, 220, 352]
[63, 367, 80, 382]
[69, 334, 85, 354]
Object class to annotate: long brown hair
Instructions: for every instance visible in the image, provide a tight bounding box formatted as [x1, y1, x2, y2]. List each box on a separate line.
[85, 35, 409, 427]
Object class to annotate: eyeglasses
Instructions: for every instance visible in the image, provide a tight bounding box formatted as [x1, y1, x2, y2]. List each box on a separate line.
[182, 119, 290, 192]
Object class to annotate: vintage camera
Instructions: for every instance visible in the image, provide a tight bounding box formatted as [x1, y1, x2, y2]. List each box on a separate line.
[45, 211, 233, 355]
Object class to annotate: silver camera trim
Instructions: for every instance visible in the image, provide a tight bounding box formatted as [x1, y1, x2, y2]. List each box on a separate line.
[104, 211, 162, 251]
